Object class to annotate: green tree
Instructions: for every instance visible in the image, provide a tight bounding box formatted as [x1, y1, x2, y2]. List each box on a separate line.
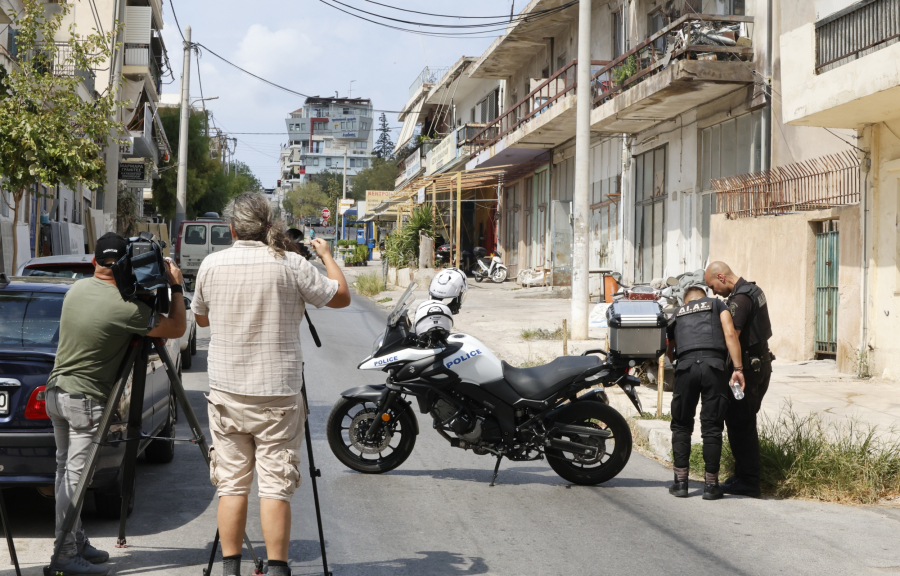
[373, 112, 394, 159]
[151, 107, 260, 219]
[351, 157, 399, 200]
[0, 0, 124, 271]
[285, 181, 330, 219]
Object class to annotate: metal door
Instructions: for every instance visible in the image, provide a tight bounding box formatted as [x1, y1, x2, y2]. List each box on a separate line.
[814, 221, 839, 357]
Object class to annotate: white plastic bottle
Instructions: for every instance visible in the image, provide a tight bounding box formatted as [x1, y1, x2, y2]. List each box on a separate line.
[731, 380, 745, 400]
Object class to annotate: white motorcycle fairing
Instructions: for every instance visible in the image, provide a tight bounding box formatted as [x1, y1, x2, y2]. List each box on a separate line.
[442, 333, 504, 383]
[358, 347, 439, 370]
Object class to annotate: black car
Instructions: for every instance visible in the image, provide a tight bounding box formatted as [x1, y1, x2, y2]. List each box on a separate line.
[0, 276, 180, 518]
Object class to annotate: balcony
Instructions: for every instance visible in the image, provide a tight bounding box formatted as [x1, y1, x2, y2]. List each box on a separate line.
[123, 43, 163, 100]
[11, 41, 97, 96]
[589, 14, 755, 134]
[782, 0, 900, 128]
[470, 59, 608, 156]
[409, 66, 450, 99]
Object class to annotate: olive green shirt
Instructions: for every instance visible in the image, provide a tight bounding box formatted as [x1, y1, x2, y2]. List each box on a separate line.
[47, 277, 155, 403]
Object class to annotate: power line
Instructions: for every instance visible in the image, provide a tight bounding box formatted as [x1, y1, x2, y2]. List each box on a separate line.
[315, 0, 565, 38]
[330, 0, 578, 29]
[362, 0, 532, 19]
[168, 0, 186, 42]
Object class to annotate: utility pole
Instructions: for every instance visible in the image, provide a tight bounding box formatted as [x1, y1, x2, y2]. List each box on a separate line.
[174, 25, 192, 237]
[571, 0, 592, 340]
[341, 145, 348, 241]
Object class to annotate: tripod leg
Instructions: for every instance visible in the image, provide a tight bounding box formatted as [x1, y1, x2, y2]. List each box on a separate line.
[202, 530, 219, 576]
[152, 340, 264, 574]
[117, 338, 152, 547]
[0, 489, 22, 576]
[50, 340, 141, 571]
[301, 374, 332, 576]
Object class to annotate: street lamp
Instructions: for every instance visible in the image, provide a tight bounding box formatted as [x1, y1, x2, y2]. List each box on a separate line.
[192, 96, 219, 138]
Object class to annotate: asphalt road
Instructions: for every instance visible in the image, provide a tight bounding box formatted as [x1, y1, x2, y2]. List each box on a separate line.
[4, 293, 900, 575]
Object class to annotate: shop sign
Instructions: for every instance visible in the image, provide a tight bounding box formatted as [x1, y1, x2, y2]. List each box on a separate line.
[425, 130, 459, 175]
[404, 148, 421, 181]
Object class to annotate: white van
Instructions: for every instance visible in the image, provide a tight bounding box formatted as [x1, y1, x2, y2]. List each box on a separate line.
[174, 216, 233, 286]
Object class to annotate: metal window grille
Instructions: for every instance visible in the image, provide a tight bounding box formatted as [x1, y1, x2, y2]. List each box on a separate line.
[816, 0, 900, 73]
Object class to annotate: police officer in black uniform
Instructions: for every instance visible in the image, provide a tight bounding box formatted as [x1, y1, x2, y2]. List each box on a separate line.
[705, 261, 774, 498]
[666, 284, 745, 500]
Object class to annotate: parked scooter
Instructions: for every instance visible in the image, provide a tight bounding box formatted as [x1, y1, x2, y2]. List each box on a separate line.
[435, 243, 474, 272]
[472, 247, 508, 283]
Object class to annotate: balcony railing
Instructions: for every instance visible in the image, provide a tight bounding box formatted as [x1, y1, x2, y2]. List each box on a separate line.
[456, 123, 498, 147]
[469, 59, 608, 153]
[21, 41, 97, 94]
[815, 0, 900, 73]
[124, 43, 162, 95]
[590, 14, 754, 106]
[409, 65, 450, 99]
[469, 15, 753, 154]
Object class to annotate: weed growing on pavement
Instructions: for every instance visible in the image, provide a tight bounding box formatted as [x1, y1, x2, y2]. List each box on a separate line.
[517, 355, 550, 368]
[853, 350, 871, 379]
[521, 326, 571, 340]
[687, 440, 735, 483]
[758, 404, 900, 504]
[377, 297, 392, 303]
[639, 412, 672, 421]
[355, 272, 385, 297]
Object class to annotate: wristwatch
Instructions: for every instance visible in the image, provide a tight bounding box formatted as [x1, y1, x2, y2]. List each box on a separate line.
[170, 284, 184, 295]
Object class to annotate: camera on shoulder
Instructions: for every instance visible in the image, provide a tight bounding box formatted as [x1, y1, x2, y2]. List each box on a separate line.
[111, 231, 171, 315]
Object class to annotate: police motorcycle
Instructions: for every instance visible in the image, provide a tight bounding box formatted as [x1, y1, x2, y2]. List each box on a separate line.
[471, 247, 508, 283]
[326, 269, 646, 486]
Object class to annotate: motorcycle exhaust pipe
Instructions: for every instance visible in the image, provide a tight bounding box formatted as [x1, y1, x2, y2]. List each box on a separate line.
[548, 438, 599, 458]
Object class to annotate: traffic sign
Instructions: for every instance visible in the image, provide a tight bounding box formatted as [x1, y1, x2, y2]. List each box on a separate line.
[339, 199, 354, 206]
[322, 208, 331, 219]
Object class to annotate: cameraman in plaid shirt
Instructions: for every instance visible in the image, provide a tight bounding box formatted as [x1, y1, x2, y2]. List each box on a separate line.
[192, 193, 349, 576]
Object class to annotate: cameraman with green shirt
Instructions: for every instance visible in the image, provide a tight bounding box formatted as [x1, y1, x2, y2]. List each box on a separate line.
[44, 233, 186, 576]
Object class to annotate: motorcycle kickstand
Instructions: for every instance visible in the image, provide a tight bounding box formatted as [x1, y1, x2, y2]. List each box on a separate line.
[489, 455, 504, 487]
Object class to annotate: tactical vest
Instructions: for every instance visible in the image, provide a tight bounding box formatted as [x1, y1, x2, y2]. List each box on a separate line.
[729, 281, 772, 352]
[674, 297, 727, 357]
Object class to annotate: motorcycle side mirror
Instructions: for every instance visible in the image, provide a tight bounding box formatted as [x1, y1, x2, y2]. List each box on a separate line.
[666, 276, 678, 287]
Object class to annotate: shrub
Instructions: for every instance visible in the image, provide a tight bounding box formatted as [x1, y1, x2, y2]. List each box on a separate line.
[383, 204, 439, 268]
[355, 272, 385, 297]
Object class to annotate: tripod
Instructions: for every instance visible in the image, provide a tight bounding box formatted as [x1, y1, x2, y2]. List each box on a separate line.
[45, 337, 266, 575]
[202, 311, 332, 576]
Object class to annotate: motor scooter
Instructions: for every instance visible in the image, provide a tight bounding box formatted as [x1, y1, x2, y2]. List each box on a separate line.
[472, 247, 508, 283]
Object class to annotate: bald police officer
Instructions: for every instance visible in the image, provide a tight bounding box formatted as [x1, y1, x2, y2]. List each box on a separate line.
[705, 262, 773, 498]
[666, 284, 745, 499]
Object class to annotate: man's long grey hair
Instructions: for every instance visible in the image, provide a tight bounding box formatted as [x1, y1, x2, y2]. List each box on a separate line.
[224, 192, 289, 258]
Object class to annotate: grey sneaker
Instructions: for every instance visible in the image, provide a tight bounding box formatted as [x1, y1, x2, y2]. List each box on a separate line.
[80, 540, 110, 564]
[49, 555, 110, 575]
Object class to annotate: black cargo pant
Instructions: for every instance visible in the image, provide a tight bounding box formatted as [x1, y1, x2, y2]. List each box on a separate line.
[670, 351, 731, 474]
[724, 355, 772, 486]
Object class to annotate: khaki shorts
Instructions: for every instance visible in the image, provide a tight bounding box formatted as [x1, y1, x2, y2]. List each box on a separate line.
[207, 388, 306, 502]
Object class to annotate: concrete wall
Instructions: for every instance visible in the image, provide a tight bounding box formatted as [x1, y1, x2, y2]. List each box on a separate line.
[709, 205, 861, 369]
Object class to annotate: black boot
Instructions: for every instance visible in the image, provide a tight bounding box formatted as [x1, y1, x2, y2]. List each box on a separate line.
[721, 478, 761, 498]
[703, 483, 724, 500]
[668, 468, 689, 498]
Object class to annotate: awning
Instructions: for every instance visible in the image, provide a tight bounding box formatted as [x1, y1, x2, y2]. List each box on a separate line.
[394, 96, 425, 155]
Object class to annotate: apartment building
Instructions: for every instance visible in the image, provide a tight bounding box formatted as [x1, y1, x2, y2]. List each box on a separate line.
[0, 0, 171, 272]
[280, 96, 375, 188]
[406, 0, 872, 374]
[387, 58, 505, 248]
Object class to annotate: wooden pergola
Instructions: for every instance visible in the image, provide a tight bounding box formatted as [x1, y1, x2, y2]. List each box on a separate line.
[387, 159, 549, 268]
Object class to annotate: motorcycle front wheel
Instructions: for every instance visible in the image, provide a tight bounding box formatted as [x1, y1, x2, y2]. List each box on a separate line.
[545, 401, 632, 485]
[492, 268, 508, 283]
[326, 397, 417, 474]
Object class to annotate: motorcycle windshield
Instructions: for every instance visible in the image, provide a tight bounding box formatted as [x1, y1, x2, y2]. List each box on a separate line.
[387, 282, 418, 327]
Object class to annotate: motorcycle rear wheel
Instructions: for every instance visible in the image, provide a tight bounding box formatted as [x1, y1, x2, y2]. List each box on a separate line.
[545, 401, 632, 485]
[492, 268, 508, 283]
[326, 397, 417, 474]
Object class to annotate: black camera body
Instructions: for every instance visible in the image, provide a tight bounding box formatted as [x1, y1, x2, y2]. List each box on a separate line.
[111, 231, 171, 317]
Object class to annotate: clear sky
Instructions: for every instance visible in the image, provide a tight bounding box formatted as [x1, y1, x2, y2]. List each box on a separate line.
[160, 0, 510, 186]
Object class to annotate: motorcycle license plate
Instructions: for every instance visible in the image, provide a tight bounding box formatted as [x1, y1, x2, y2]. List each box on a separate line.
[0, 391, 7, 415]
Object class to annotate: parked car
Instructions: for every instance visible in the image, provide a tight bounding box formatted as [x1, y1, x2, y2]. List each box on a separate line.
[15, 255, 198, 369]
[174, 219, 233, 289]
[0, 275, 183, 518]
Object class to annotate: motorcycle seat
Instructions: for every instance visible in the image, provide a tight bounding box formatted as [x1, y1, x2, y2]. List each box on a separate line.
[501, 356, 600, 401]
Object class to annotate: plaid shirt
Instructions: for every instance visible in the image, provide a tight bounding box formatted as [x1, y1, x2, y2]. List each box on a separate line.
[191, 240, 338, 396]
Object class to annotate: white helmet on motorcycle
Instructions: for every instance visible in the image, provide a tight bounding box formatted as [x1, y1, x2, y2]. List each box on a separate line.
[429, 268, 467, 314]
[413, 300, 454, 339]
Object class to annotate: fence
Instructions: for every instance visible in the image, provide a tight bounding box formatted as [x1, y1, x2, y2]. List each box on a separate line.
[409, 66, 450, 99]
[816, 0, 900, 73]
[712, 151, 860, 218]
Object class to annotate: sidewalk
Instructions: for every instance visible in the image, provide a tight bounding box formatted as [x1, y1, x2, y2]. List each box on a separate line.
[342, 265, 900, 460]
